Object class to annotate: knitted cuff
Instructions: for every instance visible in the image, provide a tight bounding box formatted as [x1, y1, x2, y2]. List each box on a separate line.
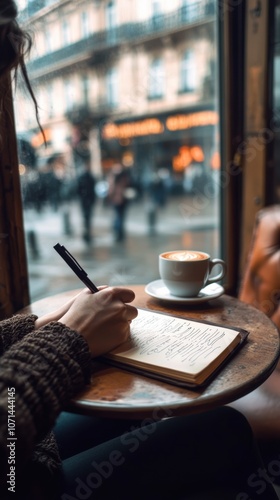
[0, 314, 37, 354]
[0, 323, 91, 447]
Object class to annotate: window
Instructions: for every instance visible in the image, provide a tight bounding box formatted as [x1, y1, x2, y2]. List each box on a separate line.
[81, 11, 90, 39]
[268, 0, 280, 204]
[47, 84, 54, 118]
[64, 79, 74, 111]
[44, 27, 53, 53]
[82, 75, 90, 105]
[106, 0, 116, 28]
[181, 0, 197, 22]
[152, 0, 162, 29]
[6, 0, 234, 312]
[62, 19, 71, 46]
[180, 50, 197, 92]
[106, 68, 118, 106]
[152, 0, 161, 16]
[148, 58, 164, 99]
[106, 1, 117, 43]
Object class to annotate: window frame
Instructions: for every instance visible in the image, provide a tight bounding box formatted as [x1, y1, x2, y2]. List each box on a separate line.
[0, 77, 29, 319]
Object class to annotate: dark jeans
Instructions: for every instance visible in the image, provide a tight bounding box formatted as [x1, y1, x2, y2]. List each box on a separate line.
[54, 407, 278, 500]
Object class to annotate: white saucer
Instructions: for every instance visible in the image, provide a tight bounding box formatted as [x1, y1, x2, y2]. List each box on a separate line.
[145, 280, 224, 304]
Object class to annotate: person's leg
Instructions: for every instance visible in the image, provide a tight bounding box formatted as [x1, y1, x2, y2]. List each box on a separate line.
[58, 407, 278, 500]
[80, 205, 92, 243]
[256, 437, 280, 486]
[85, 205, 94, 239]
[113, 205, 125, 241]
[119, 202, 127, 239]
[54, 411, 142, 460]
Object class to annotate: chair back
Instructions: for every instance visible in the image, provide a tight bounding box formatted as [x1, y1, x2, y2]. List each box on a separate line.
[239, 205, 280, 330]
[230, 205, 280, 439]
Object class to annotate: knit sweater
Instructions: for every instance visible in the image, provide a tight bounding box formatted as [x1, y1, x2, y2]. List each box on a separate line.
[0, 314, 92, 499]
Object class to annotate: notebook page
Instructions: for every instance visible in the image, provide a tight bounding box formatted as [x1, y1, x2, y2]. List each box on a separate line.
[109, 309, 240, 376]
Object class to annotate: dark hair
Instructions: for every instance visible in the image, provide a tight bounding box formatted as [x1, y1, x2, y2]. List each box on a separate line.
[0, 0, 43, 137]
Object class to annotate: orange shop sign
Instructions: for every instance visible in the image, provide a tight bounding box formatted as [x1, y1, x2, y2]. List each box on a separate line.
[166, 111, 219, 131]
[102, 119, 164, 140]
[102, 111, 219, 140]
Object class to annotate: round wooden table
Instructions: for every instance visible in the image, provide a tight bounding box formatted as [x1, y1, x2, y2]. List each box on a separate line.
[20, 286, 280, 419]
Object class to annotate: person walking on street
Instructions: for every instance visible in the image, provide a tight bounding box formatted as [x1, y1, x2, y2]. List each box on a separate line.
[107, 163, 131, 242]
[145, 170, 167, 235]
[76, 158, 96, 244]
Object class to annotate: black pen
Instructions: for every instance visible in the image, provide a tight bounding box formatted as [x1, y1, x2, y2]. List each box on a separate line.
[54, 243, 99, 293]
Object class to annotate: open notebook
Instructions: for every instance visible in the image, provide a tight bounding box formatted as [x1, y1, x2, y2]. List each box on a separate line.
[102, 309, 248, 387]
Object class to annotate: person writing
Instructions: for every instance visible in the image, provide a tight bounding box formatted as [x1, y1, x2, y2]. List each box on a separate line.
[1, 288, 278, 500]
[0, 286, 137, 499]
[0, 2, 278, 499]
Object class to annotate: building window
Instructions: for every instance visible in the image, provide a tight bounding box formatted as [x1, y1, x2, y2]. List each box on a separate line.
[180, 50, 197, 92]
[82, 75, 90, 105]
[47, 84, 54, 118]
[62, 19, 71, 46]
[64, 79, 74, 111]
[81, 11, 90, 38]
[106, 68, 118, 106]
[106, 0, 116, 29]
[106, 1, 117, 43]
[181, 0, 197, 22]
[148, 58, 164, 99]
[44, 28, 53, 53]
[152, 0, 162, 29]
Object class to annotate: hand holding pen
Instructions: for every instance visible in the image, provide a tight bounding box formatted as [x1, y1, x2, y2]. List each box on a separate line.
[52, 242, 138, 356]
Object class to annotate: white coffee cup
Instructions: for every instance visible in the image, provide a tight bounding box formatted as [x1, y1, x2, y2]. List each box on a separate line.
[159, 250, 227, 297]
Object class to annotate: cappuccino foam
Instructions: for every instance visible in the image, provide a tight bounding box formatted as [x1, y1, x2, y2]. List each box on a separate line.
[163, 251, 207, 261]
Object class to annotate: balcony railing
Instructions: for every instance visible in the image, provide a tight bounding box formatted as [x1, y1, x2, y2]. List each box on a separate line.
[66, 101, 116, 124]
[19, 0, 59, 19]
[27, 1, 215, 76]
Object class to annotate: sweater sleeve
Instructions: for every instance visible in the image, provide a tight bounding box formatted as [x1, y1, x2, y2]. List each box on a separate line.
[0, 314, 37, 355]
[0, 321, 91, 487]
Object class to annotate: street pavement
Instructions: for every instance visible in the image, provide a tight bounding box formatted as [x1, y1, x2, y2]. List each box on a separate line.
[24, 194, 219, 302]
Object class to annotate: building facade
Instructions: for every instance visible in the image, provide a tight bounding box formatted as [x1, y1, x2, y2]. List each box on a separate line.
[16, 0, 218, 191]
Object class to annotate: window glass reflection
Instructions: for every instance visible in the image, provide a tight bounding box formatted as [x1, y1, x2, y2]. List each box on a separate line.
[15, 0, 220, 301]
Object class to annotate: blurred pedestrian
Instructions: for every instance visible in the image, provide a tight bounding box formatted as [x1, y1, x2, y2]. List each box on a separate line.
[76, 158, 96, 244]
[18, 138, 42, 258]
[145, 170, 167, 235]
[107, 163, 131, 242]
[40, 154, 62, 211]
[59, 158, 75, 237]
[42, 153, 74, 235]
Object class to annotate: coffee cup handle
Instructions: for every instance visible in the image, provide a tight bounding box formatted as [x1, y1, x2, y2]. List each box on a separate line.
[207, 259, 227, 284]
